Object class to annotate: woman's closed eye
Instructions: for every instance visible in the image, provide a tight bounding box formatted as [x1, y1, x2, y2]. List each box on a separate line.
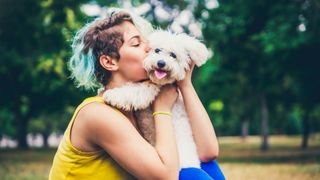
[129, 36, 142, 47]
[131, 39, 142, 47]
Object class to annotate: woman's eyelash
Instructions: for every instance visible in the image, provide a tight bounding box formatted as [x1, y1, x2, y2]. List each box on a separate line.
[132, 41, 141, 46]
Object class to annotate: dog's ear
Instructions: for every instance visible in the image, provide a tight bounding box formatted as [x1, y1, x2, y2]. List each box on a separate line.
[176, 33, 209, 67]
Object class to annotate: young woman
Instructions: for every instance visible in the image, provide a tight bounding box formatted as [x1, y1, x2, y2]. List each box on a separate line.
[49, 10, 224, 180]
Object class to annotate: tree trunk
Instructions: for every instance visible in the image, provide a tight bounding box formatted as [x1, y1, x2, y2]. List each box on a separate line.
[241, 119, 249, 141]
[14, 104, 29, 149]
[42, 133, 49, 148]
[260, 94, 269, 151]
[301, 109, 310, 149]
[17, 115, 28, 149]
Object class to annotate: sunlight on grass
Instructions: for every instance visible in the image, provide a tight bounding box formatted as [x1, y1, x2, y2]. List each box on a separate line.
[217, 134, 320, 180]
[1, 162, 51, 180]
[0, 135, 319, 179]
[221, 163, 320, 180]
[0, 149, 55, 180]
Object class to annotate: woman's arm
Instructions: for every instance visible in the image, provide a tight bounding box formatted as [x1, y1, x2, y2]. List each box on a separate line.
[178, 63, 219, 162]
[85, 85, 179, 180]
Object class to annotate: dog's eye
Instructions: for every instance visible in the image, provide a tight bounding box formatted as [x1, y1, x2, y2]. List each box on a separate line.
[170, 52, 177, 59]
[155, 48, 161, 53]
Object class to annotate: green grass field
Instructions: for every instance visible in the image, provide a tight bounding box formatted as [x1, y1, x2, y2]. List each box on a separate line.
[218, 135, 320, 180]
[0, 135, 319, 180]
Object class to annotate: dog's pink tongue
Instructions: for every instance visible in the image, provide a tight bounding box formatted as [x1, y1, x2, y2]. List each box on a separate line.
[154, 70, 167, 79]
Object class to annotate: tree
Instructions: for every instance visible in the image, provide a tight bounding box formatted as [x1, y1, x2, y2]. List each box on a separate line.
[0, 0, 89, 148]
[196, 0, 320, 149]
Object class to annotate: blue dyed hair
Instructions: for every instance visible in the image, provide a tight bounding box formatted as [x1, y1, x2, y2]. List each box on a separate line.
[69, 42, 97, 90]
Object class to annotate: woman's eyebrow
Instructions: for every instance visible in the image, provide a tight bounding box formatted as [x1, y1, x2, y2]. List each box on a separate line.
[128, 35, 140, 41]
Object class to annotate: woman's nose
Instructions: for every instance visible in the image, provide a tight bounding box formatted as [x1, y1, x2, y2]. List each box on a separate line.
[141, 38, 150, 52]
[145, 43, 151, 52]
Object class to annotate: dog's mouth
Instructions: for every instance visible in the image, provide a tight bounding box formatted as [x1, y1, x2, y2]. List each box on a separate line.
[154, 69, 168, 79]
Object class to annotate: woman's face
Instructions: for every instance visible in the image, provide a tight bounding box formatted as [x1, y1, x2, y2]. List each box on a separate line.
[117, 21, 150, 82]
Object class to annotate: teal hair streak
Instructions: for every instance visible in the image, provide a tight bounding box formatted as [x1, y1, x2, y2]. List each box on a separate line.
[69, 46, 98, 90]
[68, 19, 101, 90]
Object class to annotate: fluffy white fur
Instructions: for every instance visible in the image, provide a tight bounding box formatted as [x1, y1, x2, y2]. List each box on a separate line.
[102, 30, 209, 169]
[102, 82, 160, 111]
[144, 30, 209, 85]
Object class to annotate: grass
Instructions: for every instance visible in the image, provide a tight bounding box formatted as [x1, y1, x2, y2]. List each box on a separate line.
[0, 148, 56, 180]
[0, 135, 319, 180]
[217, 134, 320, 180]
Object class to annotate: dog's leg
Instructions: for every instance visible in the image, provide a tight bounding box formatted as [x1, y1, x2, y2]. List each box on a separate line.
[172, 93, 201, 168]
[135, 107, 156, 146]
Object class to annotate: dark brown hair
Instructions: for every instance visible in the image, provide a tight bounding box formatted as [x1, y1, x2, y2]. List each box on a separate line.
[83, 12, 133, 86]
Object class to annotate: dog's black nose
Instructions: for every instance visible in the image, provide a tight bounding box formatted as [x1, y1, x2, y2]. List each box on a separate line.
[157, 60, 166, 68]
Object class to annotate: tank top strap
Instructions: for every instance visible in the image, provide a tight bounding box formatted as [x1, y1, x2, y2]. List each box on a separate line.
[81, 96, 105, 106]
[64, 96, 109, 151]
[79, 96, 122, 113]
[69, 96, 106, 127]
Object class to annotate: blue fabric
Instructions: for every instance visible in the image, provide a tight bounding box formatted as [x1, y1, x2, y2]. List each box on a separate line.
[201, 160, 225, 180]
[179, 160, 225, 180]
[179, 167, 213, 180]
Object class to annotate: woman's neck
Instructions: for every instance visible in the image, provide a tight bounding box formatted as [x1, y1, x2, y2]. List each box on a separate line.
[97, 75, 129, 96]
[105, 74, 130, 90]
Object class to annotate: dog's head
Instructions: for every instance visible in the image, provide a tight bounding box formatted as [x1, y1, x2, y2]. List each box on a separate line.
[144, 30, 209, 85]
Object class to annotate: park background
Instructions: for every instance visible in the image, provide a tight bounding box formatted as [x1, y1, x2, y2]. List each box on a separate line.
[0, 0, 319, 179]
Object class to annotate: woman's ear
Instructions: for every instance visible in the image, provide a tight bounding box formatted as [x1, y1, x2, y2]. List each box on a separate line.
[99, 55, 119, 71]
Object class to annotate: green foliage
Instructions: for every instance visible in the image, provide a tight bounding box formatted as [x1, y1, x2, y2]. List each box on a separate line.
[0, 0, 90, 147]
[285, 111, 302, 135]
[1, 0, 319, 147]
[0, 109, 16, 138]
[195, 0, 320, 136]
[28, 108, 74, 135]
[209, 100, 224, 112]
[310, 105, 320, 133]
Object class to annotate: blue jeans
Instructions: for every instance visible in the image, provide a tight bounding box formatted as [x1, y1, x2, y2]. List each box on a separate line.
[179, 160, 225, 180]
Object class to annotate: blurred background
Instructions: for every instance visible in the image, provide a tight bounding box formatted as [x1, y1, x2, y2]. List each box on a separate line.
[0, 0, 319, 179]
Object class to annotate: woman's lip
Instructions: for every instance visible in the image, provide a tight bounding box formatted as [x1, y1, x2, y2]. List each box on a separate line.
[137, 78, 150, 82]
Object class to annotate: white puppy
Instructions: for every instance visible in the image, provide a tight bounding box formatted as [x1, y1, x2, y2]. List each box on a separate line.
[102, 30, 209, 168]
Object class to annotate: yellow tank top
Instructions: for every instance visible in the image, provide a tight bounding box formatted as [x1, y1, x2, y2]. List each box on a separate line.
[49, 96, 136, 180]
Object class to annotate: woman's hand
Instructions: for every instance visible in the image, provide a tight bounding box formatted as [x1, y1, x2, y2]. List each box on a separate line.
[153, 84, 178, 112]
[177, 62, 195, 89]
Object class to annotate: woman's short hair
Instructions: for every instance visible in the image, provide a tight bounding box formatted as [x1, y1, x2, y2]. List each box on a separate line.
[68, 9, 153, 90]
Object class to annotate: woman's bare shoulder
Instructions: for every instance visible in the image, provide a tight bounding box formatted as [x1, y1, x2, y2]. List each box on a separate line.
[76, 102, 131, 144]
[78, 102, 129, 129]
